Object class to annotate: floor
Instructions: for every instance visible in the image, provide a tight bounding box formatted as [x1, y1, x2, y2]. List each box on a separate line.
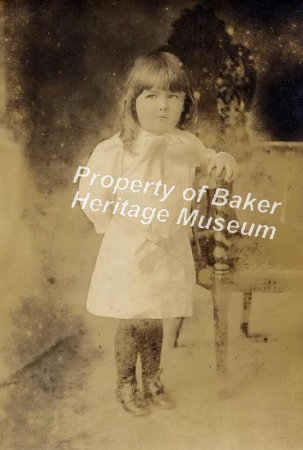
[1, 286, 303, 450]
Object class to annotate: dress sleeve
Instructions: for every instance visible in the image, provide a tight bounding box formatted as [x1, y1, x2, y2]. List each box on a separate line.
[187, 133, 217, 168]
[78, 135, 123, 234]
[188, 132, 237, 169]
[187, 132, 238, 187]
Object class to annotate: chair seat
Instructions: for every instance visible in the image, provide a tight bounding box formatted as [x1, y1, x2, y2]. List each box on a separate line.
[197, 264, 303, 293]
[233, 268, 303, 293]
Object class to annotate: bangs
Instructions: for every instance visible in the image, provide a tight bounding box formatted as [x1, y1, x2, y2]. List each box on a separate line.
[129, 52, 191, 95]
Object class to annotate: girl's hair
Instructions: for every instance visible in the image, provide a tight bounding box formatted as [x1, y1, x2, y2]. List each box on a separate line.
[120, 51, 197, 149]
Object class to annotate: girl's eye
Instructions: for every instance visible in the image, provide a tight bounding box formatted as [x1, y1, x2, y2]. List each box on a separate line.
[146, 94, 156, 98]
[168, 94, 179, 99]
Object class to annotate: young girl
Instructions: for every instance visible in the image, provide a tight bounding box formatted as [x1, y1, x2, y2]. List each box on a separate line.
[79, 52, 238, 416]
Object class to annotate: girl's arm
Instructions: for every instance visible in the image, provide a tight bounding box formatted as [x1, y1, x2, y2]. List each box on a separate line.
[79, 135, 123, 234]
[190, 134, 239, 183]
[207, 152, 239, 183]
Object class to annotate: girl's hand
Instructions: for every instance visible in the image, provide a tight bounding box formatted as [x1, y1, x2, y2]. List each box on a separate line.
[207, 152, 239, 183]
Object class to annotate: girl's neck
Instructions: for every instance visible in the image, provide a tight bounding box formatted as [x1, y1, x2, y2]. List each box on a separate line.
[138, 126, 178, 137]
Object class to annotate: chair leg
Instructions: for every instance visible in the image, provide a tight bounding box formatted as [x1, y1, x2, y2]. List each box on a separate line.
[240, 291, 268, 342]
[212, 275, 230, 378]
[174, 317, 185, 348]
[240, 291, 252, 337]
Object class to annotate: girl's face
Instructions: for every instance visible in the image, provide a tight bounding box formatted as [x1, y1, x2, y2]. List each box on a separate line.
[135, 87, 185, 134]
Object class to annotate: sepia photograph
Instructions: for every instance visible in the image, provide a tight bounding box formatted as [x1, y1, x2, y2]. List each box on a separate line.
[0, 1, 303, 449]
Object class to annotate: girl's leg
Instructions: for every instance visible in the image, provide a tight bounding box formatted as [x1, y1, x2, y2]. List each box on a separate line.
[115, 319, 150, 416]
[115, 319, 138, 384]
[138, 319, 163, 380]
[138, 319, 174, 409]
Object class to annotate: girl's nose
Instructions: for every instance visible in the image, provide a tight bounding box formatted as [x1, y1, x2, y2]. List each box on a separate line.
[158, 95, 168, 110]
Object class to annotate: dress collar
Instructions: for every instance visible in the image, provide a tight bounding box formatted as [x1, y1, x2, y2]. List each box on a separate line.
[137, 127, 181, 139]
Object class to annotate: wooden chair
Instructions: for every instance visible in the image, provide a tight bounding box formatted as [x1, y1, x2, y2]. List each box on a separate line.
[175, 141, 303, 379]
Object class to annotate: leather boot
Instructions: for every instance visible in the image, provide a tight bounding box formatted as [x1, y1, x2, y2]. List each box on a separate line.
[143, 370, 175, 409]
[116, 380, 150, 416]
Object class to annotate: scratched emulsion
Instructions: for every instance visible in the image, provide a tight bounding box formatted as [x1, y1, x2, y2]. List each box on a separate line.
[1, 1, 303, 449]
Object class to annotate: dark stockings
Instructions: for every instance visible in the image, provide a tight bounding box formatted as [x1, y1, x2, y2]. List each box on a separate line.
[115, 319, 163, 384]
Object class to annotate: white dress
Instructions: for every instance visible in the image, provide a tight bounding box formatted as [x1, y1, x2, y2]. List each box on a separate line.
[79, 128, 216, 319]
